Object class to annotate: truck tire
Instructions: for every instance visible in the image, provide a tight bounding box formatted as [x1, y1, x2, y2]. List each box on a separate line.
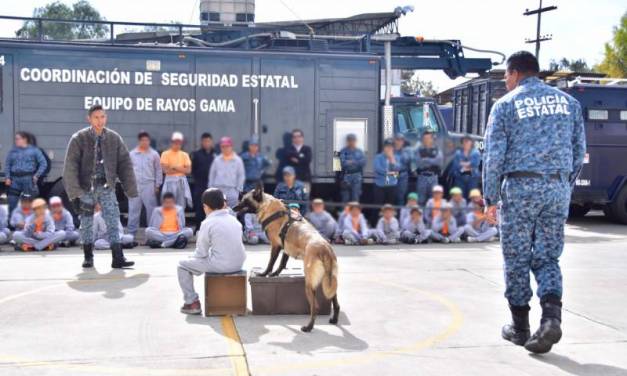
[568, 204, 590, 218]
[609, 185, 627, 225]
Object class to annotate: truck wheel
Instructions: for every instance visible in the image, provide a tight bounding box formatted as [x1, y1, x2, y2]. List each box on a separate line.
[609, 185, 627, 225]
[568, 204, 590, 218]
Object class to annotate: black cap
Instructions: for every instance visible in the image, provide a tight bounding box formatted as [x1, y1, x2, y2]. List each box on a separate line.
[20, 193, 33, 201]
[383, 138, 394, 146]
[202, 188, 226, 210]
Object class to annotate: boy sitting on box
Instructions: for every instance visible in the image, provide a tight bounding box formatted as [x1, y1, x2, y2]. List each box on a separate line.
[13, 198, 66, 251]
[145, 192, 193, 249]
[178, 188, 246, 315]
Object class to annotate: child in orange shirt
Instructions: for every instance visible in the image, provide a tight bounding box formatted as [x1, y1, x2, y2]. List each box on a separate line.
[13, 198, 66, 251]
[145, 192, 193, 248]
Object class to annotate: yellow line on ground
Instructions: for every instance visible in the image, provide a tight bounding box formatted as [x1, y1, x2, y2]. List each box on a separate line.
[221, 316, 251, 376]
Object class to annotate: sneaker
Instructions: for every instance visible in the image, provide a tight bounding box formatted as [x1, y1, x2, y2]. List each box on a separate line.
[442, 238, 451, 244]
[146, 240, 162, 249]
[467, 236, 477, 243]
[451, 238, 461, 243]
[20, 244, 35, 252]
[45, 244, 57, 251]
[180, 300, 202, 315]
[173, 235, 188, 249]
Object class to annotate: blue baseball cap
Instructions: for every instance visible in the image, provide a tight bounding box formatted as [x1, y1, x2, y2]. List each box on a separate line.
[282, 166, 295, 175]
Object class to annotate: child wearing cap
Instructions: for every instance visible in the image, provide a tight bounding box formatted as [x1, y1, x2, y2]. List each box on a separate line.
[464, 199, 498, 242]
[373, 204, 401, 244]
[0, 204, 9, 247]
[341, 202, 372, 245]
[467, 189, 484, 211]
[449, 187, 468, 227]
[305, 198, 338, 241]
[49, 196, 80, 246]
[401, 206, 432, 244]
[9, 194, 33, 230]
[161, 132, 193, 209]
[90, 204, 136, 250]
[145, 192, 194, 249]
[399, 192, 419, 226]
[13, 198, 66, 251]
[178, 188, 246, 315]
[430, 203, 464, 243]
[424, 185, 447, 227]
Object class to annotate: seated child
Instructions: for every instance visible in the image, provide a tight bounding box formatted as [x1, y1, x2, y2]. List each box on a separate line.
[373, 204, 400, 244]
[448, 187, 467, 227]
[13, 198, 66, 251]
[305, 198, 338, 241]
[49, 196, 80, 246]
[341, 202, 372, 245]
[464, 199, 498, 242]
[430, 203, 464, 243]
[0, 204, 10, 246]
[399, 192, 419, 226]
[467, 188, 483, 211]
[145, 192, 193, 249]
[243, 212, 268, 244]
[334, 204, 350, 243]
[424, 185, 447, 226]
[401, 206, 432, 244]
[178, 188, 246, 315]
[10, 194, 33, 230]
[91, 204, 136, 250]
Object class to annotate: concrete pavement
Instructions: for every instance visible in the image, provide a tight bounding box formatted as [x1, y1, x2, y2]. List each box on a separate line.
[0, 213, 626, 375]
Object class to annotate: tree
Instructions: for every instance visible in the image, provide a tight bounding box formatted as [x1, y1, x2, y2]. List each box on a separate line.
[596, 11, 627, 78]
[548, 57, 594, 73]
[400, 70, 438, 97]
[16, 1, 106, 40]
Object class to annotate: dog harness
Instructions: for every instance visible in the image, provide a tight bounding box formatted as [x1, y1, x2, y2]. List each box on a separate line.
[260, 209, 303, 247]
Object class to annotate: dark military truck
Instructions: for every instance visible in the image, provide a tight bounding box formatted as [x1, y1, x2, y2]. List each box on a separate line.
[450, 75, 627, 224]
[0, 13, 494, 209]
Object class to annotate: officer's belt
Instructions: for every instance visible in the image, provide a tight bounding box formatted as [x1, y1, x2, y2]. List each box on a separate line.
[508, 171, 560, 180]
[10, 171, 34, 177]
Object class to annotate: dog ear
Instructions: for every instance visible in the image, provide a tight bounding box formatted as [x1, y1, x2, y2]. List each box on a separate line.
[253, 182, 264, 202]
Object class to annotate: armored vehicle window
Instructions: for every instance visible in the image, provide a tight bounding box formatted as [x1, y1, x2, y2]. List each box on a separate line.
[409, 105, 439, 133]
[397, 112, 409, 133]
[588, 109, 608, 121]
[620, 110, 627, 121]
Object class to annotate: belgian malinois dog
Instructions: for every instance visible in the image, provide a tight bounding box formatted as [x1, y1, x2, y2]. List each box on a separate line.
[234, 185, 340, 332]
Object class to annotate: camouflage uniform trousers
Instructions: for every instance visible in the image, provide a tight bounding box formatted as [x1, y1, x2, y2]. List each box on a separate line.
[499, 175, 570, 306]
[79, 186, 121, 247]
[416, 173, 437, 206]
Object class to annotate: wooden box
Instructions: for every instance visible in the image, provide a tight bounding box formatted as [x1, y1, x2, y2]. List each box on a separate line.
[249, 267, 331, 315]
[204, 270, 247, 316]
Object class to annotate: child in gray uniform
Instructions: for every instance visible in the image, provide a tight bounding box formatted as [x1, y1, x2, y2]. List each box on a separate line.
[243, 212, 268, 244]
[13, 198, 66, 251]
[373, 204, 400, 244]
[0, 205, 10, 246]
[401, 206, 431, 244]
[91, 204, 136, 250]
[305, 198, 338, 241]
[430, 203, 465, 243]
[178, 188, 246, 315]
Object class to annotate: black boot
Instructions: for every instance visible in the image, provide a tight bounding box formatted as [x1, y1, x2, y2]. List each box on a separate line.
[111, 243, 135, 269]
[501, 304, 531, 346]
[82, 244, 94, 268]
[525, 295, 562, 354]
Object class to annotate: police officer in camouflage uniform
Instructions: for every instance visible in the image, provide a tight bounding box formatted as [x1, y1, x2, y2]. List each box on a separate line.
[338, 133, 366, 203]
[63, 104, 138, 269]
[274, 166, 308, 213]
[393, 133, 413, 206]
[415, 130, 443, 206]
[483, 51, 586, 354]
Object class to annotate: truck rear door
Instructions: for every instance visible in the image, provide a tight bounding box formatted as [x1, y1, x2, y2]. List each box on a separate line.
[0, 51, 14, 178]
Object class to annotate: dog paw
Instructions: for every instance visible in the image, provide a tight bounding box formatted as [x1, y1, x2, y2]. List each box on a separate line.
[329, 317, 338, 325]
[300, 325, 313, 333]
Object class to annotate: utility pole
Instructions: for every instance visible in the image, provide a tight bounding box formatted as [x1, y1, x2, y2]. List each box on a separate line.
[524, 0, 557, 63]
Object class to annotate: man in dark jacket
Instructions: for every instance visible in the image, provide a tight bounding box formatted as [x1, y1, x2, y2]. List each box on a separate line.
[63, 104, 137, 269]
[283, 129, 312, 187]
[191, 132, 215, 230]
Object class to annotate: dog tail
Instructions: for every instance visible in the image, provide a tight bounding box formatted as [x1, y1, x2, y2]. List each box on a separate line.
[321, 249, 338, 300]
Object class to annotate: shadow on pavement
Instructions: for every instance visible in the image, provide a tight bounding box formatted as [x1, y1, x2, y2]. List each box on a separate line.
[531, 353, 627, 376]
[66, 269, 150, 299]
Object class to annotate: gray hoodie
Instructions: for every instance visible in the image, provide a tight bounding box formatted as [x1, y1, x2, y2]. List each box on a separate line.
[194, 209, 246, 271]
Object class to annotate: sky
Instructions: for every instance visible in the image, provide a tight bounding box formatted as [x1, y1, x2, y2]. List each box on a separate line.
[0, 0, 623, 91]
